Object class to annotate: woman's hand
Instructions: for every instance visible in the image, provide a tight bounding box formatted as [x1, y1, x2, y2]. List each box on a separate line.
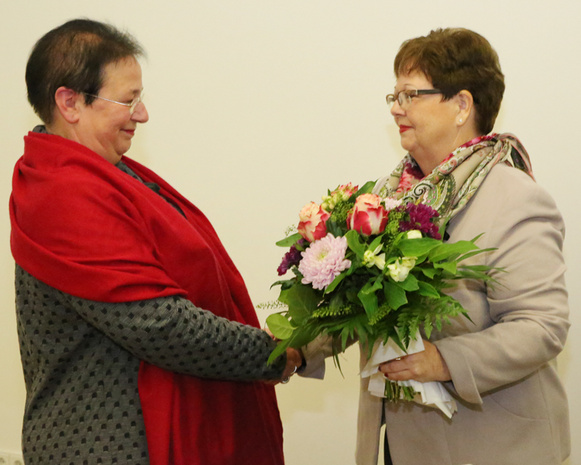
[264, 324, 304, 385]
[264, 347, 303, 385]
[378, 340, 451, 383]
[281, 348, 303, 381]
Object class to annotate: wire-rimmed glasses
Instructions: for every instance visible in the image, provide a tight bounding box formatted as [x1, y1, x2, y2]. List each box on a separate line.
[83, 91, 145, 115]
[386, 88, 442, 109]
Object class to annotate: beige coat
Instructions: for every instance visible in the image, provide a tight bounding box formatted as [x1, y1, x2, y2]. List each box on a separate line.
[302, 163, 570, 465]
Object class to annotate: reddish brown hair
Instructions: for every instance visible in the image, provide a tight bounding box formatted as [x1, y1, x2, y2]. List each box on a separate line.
[394, 28, 504, 134]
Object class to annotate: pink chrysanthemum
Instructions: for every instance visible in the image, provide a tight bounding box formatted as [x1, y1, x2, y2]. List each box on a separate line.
[298, 233, 351, 290]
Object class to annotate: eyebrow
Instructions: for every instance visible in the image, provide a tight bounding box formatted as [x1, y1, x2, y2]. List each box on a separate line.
[393, 87, 413, 94]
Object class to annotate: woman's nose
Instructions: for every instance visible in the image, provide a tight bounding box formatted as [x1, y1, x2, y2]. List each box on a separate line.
[132, 101, 149, 123]
[390, 99, 404, 117]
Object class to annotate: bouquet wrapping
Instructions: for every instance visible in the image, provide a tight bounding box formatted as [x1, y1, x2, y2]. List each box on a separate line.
[267, 181, 495, 415]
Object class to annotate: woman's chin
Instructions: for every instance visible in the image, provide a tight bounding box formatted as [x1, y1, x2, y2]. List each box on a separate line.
[399, 138, 415, 154]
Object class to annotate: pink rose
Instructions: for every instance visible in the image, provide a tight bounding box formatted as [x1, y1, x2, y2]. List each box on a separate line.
[298, 202, 331, 242]
[347, 193, 388, 236]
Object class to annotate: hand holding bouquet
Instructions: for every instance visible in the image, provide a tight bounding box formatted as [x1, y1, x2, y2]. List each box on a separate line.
[267, 181, 495, 411]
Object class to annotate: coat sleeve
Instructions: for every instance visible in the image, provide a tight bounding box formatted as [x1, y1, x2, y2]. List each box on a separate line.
[434, 165, 569, 404]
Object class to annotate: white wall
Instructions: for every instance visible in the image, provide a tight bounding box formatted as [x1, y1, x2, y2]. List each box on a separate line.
[1, 2, 579, 464]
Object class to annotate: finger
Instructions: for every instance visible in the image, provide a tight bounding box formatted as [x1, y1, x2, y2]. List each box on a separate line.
[384, 369, 414, 381]
[379, 359, 408, 374]
[281, 361, 300, 380]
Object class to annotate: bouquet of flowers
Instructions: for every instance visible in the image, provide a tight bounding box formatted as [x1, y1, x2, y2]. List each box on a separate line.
[267, 181, 496, 411]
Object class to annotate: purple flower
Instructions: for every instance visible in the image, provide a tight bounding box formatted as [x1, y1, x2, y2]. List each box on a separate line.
[400, 203, 441, 239]
[298, 234, 351, 290]
[277, 242, 305, 276]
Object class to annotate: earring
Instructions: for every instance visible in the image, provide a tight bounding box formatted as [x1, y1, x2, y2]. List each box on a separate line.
[458, 118, 463, 124]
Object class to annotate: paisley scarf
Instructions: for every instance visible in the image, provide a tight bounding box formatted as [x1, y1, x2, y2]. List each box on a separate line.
[375, 133, 534, 220]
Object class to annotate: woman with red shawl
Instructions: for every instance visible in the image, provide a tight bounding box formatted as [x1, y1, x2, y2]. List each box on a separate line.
[11, 18, 300, 465]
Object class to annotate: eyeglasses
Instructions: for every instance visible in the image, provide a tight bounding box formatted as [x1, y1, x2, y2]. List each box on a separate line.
[83, 91, 145, 115]
[386, 88, 442, 109]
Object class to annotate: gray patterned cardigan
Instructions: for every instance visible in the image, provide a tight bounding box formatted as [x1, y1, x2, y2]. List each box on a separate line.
[16, 265, 285, 464]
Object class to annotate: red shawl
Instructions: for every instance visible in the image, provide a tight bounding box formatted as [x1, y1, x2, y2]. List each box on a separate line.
[10, 132, 284, 465]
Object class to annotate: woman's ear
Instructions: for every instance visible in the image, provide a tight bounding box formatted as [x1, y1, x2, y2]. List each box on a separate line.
[53, 87, 83, 124]
[455, 90, 474, 126]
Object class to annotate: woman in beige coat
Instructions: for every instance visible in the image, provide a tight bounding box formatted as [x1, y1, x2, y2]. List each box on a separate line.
[302, 28, 570, 465]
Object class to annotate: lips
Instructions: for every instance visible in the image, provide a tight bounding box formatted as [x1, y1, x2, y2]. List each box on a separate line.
[122, 129, 135, 137]
[399, 125, 412, 134]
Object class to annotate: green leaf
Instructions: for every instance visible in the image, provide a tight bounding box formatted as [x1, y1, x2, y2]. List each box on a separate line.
[387, 331, 407, 353]
[434, 261, 457, 274]
[424, 318, 433, 339]
[353, 181, 376, 198]
[287, 325, 318, 349]
[325, 270, 348, 294]
[459, 264, 500, 275]
[326, 219, 344, 238]
[455, 267, 498, 282]
[395, 273, 419, 291]
[419, 266, 438, 279]
[428, 240, 478, 262]
[270, 278, 297, 290]
[357, 277, 383, 317]
[267, 338, 290, 365]
[345, 229, 366, 258]
[417, 281, 441, 298]
[276, 233, 302, 247]
[397, 237, 441, 257]
[384, 280, 407, 310]
[341, 327, 351, 353]
[456, 247, 495, 263]
[279, 284, 320, 324]
[266, 313, 294, 340]
[368, 234, 384, 252]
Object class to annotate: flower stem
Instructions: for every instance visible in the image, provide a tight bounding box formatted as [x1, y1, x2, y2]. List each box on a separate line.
[384, 380, 416, 402]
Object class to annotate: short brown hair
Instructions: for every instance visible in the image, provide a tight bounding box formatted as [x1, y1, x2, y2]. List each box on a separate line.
[26, 18, 144, 124]
[394, 28, 504, 134]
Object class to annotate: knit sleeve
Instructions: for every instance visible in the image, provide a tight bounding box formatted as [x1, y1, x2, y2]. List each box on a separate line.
[21, 265, 285, 382]
[65, 292, 286, 381]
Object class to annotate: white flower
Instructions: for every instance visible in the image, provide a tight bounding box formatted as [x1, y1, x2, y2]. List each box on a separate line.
[383, 197, 403, 211]
[406, 230, 422, 239]
[387, 257, 417, 282]
[363, 245, 386, 270]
